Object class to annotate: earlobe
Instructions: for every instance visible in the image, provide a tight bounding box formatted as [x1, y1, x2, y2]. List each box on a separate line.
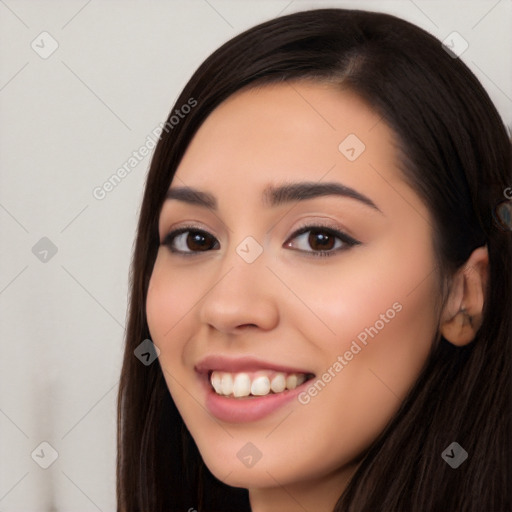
[439, 246, 489, 346]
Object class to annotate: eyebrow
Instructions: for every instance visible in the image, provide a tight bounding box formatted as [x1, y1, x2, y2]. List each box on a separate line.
[165, 182, 381, 212]
[166, 187, 217, 208]
[263, 182, 380, 211]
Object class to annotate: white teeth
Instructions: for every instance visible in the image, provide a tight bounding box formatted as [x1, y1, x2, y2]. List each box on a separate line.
[211, 372, 222, 394]
[233, 373, 251, 397]
[251, 376, 271, 396]
[286, 374, 298, 390]
[210, 370, 309, 397]
[220, 373, 233, 396]
[270, 373, 286, 393]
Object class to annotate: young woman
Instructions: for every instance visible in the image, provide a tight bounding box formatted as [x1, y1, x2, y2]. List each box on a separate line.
[117, 8, 511, 512]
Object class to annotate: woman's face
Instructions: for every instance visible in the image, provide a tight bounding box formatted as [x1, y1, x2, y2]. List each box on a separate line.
[146, 81, 441, 506]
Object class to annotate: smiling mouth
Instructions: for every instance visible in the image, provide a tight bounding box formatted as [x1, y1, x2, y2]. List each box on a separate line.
[209, 370, 315, 398]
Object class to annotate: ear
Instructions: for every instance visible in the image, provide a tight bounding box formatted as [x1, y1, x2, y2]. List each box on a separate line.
[439, 246, 489, 346]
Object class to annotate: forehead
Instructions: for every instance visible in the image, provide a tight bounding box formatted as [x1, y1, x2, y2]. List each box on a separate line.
[173, 81, 399, 194]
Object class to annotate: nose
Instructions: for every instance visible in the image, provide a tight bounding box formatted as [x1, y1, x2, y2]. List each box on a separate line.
[198, 245, 279, 334]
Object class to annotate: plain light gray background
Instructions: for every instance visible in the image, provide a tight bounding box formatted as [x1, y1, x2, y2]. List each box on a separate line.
[1, 0, 511, 510]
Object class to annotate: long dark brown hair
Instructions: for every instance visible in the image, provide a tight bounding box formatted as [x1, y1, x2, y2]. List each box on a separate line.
[117, 8, 511, 511]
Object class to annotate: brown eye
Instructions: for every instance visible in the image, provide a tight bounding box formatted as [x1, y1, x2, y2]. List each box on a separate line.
[308, 230, 336, 251]
[285, 225, 360, 257]
[186, 231, 217, 251]
[163, 229, 219, 254]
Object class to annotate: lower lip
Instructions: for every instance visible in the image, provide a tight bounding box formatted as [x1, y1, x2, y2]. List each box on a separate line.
[203, 378, 309, 423]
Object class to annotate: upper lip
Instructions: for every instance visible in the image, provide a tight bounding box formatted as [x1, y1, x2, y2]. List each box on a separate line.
[195, 355, 313, 375]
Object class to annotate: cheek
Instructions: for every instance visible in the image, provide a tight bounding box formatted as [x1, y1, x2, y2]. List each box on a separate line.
[146, 254, 196, 364]
[288, 299, 436, 480]
[146, 256, 202, 420]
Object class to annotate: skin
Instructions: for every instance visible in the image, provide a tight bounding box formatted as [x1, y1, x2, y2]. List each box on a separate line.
[145, 81, 488, 511]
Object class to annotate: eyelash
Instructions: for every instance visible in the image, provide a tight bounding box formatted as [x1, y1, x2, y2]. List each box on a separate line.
[161, 223, 361, 258]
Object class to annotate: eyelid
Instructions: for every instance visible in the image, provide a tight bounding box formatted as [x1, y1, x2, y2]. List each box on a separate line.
[160, 222, 215, 243]
[286, 219, 360, 244]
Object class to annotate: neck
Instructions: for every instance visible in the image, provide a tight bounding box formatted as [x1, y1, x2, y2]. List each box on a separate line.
[248, 463, 357, 512]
